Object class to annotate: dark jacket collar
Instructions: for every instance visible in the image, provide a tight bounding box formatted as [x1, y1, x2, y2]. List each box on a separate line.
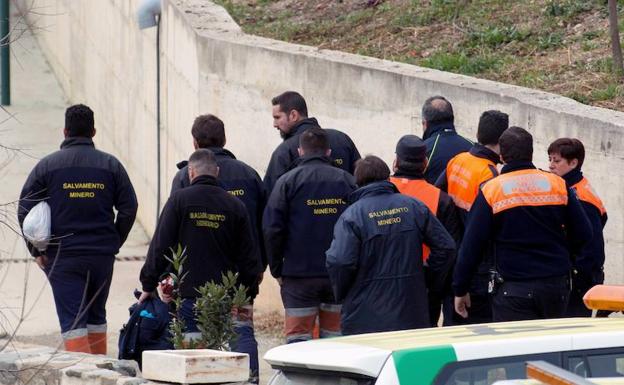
[470, 144, 500, 164]
[392, 170, 425, 180]
[501, 161, 536, 174]
[298, 154, 333, 167]
[285, 117, 320, 140]
[176, 147, 236, 170]
[349, 180, 398, 204]
[61, 136, 94, 149]
[562, 168, 583, 187]
[423, 121, 456, 140]
[190, 174, 219, 187]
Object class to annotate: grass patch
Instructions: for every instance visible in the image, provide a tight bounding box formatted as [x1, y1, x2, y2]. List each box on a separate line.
[545, 0, 595, 20]
[591, 84, 622, 101]
[420, 51, 503, 75]
[467, 25, 532, 48]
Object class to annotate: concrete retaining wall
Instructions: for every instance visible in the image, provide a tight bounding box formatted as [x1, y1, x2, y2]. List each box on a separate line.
[19, 0, 624, 287]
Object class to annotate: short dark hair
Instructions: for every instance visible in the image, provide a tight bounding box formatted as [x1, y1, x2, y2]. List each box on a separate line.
[354, 155, 390, 187]
[188, 148, 218, 176]
[422, 96, 454, 124]
[191, 114, 225, 148]
[271, 91, 308, 117]
[299, 127, 329, 155]
[548, 138, 585, 169]
[499, 126, 533, 163]
[65, 104, 95, 137]
[396, 159, 426, 175]
[477, 110, 509, 145]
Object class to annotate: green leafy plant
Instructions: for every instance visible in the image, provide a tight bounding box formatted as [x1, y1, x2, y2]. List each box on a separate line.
[165, 244, 250, 350]
[164, 245, 189, 349]
[193, 271, 250, 350]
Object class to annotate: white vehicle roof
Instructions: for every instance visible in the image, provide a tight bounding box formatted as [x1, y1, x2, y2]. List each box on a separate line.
[264, 318, 624, 379]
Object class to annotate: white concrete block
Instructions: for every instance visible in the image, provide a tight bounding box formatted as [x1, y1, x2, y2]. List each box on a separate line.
[142, 349, 249, 384]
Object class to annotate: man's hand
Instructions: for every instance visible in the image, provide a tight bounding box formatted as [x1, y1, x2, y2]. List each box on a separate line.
[138, 291, 154, 304]
[455, 294, 471, 319]
[35, 255, 48, 270]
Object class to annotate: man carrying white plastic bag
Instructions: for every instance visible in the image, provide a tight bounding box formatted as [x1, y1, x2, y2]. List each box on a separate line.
[18, 104, 138, 354]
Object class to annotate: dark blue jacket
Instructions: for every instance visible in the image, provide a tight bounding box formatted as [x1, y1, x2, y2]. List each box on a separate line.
[563, 168, 607, 285]
[453, 162, 592, 297]
[263, 156, 356, 278]
[423, 122, 472, 184]
[171, 147, 268, 269]
[141, 175, 261, 298]
[18, 137, 138, 258]
[118, 293, 172, 367]
[263, 118, 360, 193]
[326, 181, 456, 335]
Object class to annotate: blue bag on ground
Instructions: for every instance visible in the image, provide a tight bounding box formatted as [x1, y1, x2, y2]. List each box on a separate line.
[118, 291, 173, 367]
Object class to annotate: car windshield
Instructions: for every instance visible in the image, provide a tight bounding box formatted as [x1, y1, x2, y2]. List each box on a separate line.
[269, 370, 375, 385]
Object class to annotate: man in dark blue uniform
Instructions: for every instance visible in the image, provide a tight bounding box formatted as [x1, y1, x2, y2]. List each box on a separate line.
[326, 155, 455, 335]
[169, 114, 265, 382]
[421, 96, 472, 184]
[171, 114, 266, 269]
[18, 104, 138, 353]
[140, 149, 261, 380]
[454, 127, 592, 321]
[264, 91, 360, 193]
[263, 127, 356, 343]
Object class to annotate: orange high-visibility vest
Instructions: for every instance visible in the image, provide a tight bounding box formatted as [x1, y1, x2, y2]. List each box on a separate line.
[572, 177, 606, 216]
[446, 152, 497, 211]
[481, 169, 568, 214]
[390, 177, 441, 261]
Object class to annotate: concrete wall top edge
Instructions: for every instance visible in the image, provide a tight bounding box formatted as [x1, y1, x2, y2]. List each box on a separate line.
[168, 0, 624, 131]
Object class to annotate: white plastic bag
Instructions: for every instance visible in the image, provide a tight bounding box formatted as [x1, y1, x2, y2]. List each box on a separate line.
[22, 201, 51, 252]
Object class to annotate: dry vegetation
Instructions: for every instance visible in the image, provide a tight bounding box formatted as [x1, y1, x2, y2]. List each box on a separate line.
[213, 0, 624, 111]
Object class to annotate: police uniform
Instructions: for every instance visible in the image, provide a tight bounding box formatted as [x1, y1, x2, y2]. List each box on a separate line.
[423, 121, 472, 184]
[326, 180, 455, 335]
[453, 161, 592, 321]
[263, 155, 356, 343]
[562, 168, 607, 317]
[18, 137, 137, 353]
[389, 135, 462, 326]
[263, 118, 360, 193]
[436, 144, 501, 325]
[170, 148, 265, 382]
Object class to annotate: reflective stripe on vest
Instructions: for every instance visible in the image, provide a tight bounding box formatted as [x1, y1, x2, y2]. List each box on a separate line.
[446, 152, 497, 211]
[572, 177, 606, 216]
[390, 177, 441, 261]
[481, 169, 568, 214]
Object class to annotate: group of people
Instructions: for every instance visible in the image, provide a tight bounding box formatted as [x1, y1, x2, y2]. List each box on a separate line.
[18, 92, 607, 383]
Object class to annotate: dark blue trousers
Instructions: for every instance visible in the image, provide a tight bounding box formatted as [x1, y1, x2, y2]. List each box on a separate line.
[45, 255, 114, 337]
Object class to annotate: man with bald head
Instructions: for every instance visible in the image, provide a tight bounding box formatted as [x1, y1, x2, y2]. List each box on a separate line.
[421, 96, 472, 184]
[140, 149, 261, 381]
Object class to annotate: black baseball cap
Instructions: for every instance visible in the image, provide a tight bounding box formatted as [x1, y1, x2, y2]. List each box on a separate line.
[396, 135, 427, 162]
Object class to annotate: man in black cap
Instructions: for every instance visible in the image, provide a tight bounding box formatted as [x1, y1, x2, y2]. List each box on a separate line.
[389, 135, 462, 326]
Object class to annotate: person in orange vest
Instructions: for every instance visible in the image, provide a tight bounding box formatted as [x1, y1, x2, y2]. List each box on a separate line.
[548, 138, 607, 317]
[436, 110, 508, 325]
[389, 135, 462, 326]
[454, 127, 592, 322]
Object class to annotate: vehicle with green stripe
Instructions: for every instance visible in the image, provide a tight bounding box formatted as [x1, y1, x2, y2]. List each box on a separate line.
[264, 318, 624, 385]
